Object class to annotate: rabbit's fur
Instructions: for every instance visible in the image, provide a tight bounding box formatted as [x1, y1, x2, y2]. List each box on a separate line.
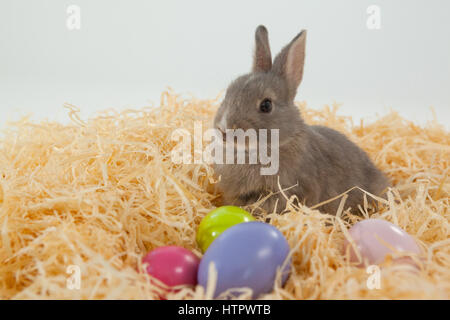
[213, 26, 390, 215]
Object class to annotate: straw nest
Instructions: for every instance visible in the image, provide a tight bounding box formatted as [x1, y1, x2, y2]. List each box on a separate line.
[0, 90, 448, 299]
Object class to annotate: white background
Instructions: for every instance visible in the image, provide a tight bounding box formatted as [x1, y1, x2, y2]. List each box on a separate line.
[1, 0, 449, 129]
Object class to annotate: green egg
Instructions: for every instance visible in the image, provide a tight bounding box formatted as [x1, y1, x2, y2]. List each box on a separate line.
[196, 206, 256, 253]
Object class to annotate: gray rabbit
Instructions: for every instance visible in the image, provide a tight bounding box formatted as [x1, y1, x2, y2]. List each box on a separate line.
[212, 25, 390, 215]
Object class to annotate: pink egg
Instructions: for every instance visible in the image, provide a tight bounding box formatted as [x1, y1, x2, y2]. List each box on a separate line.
[142, 246, 200, 287]
[343, 219, 421, 267]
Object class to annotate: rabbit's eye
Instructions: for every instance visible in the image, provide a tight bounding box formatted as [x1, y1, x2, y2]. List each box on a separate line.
[259, 98, 272, 113]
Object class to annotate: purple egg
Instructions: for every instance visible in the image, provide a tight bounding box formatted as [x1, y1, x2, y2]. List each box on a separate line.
[198, 221, 291, 298]
[343, 218, 421, 267]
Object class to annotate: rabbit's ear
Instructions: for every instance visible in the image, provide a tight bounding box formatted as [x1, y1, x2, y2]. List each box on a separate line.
[273, 30, 307, 95]
[252, 25, 272, 73]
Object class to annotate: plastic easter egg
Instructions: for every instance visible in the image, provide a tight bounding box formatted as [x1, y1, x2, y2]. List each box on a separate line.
[196, 206, 256, 253]
[198, 221, 291, 298]
[143, 246, 200, 287]
[343, 219, 421, 267]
